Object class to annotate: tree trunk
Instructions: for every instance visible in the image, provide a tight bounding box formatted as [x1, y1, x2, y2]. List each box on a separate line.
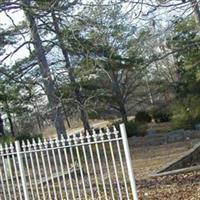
[7, 113, 15, 136]
[34, 103, 43, 132]
[51, 12, 91, 133]
[35, 114, 42, 132]
[112, 72, 128, 124]
[119, 103, 128, 124]
[0, 113, 4, 136]
[190, 0, 200, 26]
[62, 104, 71, 128]
[80, 106, 91, 133]
[4, 99, 15, 136]
[21, 0, 66, 138]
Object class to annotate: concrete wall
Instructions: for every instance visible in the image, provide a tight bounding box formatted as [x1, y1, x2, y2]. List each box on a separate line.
[129, 130, 200, 147]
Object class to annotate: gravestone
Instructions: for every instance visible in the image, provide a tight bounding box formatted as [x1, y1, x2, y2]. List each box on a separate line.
[195, 123, 200, 130]
[147, 128, 157, 136]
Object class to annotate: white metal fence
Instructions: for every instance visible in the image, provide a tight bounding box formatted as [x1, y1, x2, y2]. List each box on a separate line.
[0, 124, 138, 200]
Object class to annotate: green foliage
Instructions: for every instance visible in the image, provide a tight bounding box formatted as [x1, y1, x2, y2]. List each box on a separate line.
[135, 111, 152, 123]
[15, 133, 43, 144]
[0, 135, 15, 145]
[125, 121, 147, 137]
[112, 120, 147, 137]
[171, 95, 200, 129]
[0, 133, 43, 146]
[150, 108, 171, 123]
[168, 18, 200, 130]
[168, 17, 200, 97]
[88, 110, 102, 119]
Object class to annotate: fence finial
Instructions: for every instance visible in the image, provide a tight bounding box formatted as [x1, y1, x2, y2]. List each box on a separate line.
[80, 131, 85, 143]
[4, 143, 9, 154]
[49, 138, 55, 147]
[22, 140, 26, 149]
[32, 138, 37, 150]
[113, 126, 119, 138]
[73, 133, 79, 144]
[92, 129, 97, 141]
[0, 143, 3, 152]
[86, 130, 91, 142]
[38, 138, 43, 149]
[99, 128, 104, 140]
[106, 126, 111, 139]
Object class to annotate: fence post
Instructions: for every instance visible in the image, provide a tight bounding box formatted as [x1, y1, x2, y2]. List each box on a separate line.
[15, 141, 29, 200]
[120, 123, 138, 200]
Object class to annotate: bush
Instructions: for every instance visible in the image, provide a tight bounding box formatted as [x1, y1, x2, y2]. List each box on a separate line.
[0, 135, 15, 145]
[111, 120, 147, 137]
[171, 95, 200, 129]
[88, 110, 101, 119]
[15, 133, 43, 144]
[150, 108, 171, 123]
[135, 111, 152, 123]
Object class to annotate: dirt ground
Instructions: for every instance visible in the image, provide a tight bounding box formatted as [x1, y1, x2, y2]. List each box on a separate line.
[130, 140, 200, 199]
[42, 120, 200, 199]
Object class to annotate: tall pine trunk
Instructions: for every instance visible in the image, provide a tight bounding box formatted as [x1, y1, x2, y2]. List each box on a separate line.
[51, 12, 91, 133]
[21, 0, 66, 138]
[4, 95, 15, 136]
[119, 103, 128, 124]
[112, 72, 128, 124]
[0, 113, 4, 136]
[190, 0, 200, 25]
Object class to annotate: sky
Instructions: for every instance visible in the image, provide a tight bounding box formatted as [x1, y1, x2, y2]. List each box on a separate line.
[0, 9, 29, 66]
[0, 0, 192, 67]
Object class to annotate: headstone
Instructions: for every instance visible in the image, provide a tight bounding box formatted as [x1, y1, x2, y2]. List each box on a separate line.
[195, 123, 200, 130]
[147, 128, 157, 136]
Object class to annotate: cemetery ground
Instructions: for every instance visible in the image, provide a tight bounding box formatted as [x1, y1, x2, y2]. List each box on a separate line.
[131, 140, 200, 199]
[43, 120, 200, 199]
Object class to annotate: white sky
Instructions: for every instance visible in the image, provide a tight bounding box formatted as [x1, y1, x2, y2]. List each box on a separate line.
[0, 9, 30, 65]
[0, 0, 192, 66]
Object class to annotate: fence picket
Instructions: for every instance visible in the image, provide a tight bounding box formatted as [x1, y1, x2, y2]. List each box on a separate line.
[0, 123, 138, 200]
[27, 140, 40, 199]
[44, 138, 58, 199]
[86, 130, 101, 198]
[0, 167, 6, 199]
[114, 126, 130, 199]
[38, 138, 52, 200]
[100, 129, 115, 200]
[68, 135, 82, 200]
[22, 140, 35, 200]
[5, 143, 17, 199]
[106, 127, 123, 200]
[80, 132, 95, 199]
[11, 141, 23, 199]
[0, 144, 12, 200]
[15, 141, 29, 200]
[120, 123, 138, 200]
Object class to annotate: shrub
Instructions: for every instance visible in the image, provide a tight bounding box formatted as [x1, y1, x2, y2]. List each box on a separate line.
[0, 135, 15, 145]
[150, 108, 171, 123]
[126, 121, 147, 137]
[15, 133, 43, 144]
[135, 111, 152, 123]
[88, 110, 101, 119]
[171, 95, 200, 129]
[111, 120, 147, 137]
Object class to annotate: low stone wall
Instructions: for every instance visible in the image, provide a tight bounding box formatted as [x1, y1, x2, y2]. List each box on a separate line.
[151, 142, 200, 177]
[159, 142, 200, 172]
[129, 130, 200, 147]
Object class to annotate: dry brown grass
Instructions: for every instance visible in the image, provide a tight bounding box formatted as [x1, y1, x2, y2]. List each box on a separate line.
[130, 139, 200, 199]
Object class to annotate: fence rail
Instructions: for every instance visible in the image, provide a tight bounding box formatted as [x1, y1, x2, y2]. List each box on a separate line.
[0, 124, 138, 200]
